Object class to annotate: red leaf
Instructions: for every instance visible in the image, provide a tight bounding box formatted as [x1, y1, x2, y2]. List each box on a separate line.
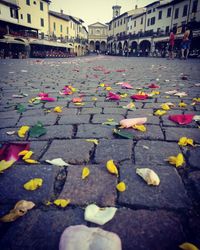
[131, 94, 148, 100]
[107, 92, 121, 100]
[148, 83, 160, 89]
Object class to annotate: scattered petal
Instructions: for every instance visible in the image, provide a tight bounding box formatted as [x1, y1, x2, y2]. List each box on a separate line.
[154, 110, 167, 116]
[18, 150, 29, 156]
[24, 178, 43, 190]
[6, 131, 16, 135]
[46, 158, 70, 167]
[0, 160, 15, 173]
[120, 117, 147, 128]
[174, 92, 187, 98]
[131, 94, 148, 100]
[179, 102, 187, 108]
[178, 137, 194, 147]
[24, 159, 39, 164]
[179, 242, 199, 250]
[161, 104, 170, 111]
[84, 204, 117, 225]
[167, 153, 185, 168]
[72, 97, 83, 103]
[169, 114, 194, 125]
[82, 167, 90, 180]
[106, 160, 118, 176]
[53, 199, 70, 208]
[136, 168, 160, 186]
[193, 115, 200, 121]
[85, 139, 99, 145]
[18, 126, 30, 138]
[0, 200, 35, 222]
[54, 106, 62, 113]
[116, 182, 126, 192]
[132, 124, 146, 132]
[22, 151, 33, 160]
[122, 102, 135, 110]
[107, 92, 121, 100]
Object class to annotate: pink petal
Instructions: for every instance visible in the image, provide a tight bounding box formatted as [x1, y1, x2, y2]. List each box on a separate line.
[0, 143, 30, 161]
[148, 83, 160, 89]
[168, 114, 194, 125]
[121, 83, 133, 89]
[107, 92, 121, 100]
[131, 94, 148, 100]
[120, 117, 147, 128]
[40, 97, 56, 102]
[38, 92, 49, 97]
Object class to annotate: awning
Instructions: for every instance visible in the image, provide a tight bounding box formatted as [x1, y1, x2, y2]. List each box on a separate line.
[0, 38, 25, 45]
[30, 40, 74, 49]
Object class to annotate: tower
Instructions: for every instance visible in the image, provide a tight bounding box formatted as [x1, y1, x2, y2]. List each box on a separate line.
[112, 5, 121, 19]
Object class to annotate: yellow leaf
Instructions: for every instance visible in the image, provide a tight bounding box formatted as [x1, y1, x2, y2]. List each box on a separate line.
[18, 150, 29, 156]
[106, 160, 118, 177]
[151, 91, 160, 95]
[154, 110, 167, 116]
[92, 97, 98, 101]
[99, 83, 105, 87]
[179, 242, 199, 250]
[179, 102, 187, 108]
[24, 159, 39, 164]
[46, 201, 52, 206]
[82, 167, 90, 180]
[120, 93, 128, 98]
[53, 199, 70, 208]
[22, 151, 33, 160]
[85, 139, 99, 145]
[0, 160, 15, 173]
[74, 102, 85, 106]
[54, 106, 62, 113]
[167, 153, 185, 168]
[18, 126, 30, 138]
[161, 104, 170, 111]
[24, 178, 43, 190]
[136, 168, 160, 186]
[106, 86, 112, 91]
[178, 137, 194, 147]
[193, 98, 200, 103]
[132, 124, 146, 132]
[116, 182, 126, 192]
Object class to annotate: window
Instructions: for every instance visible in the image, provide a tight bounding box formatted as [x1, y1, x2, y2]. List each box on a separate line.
[183, 5, 188, 17]
[158, 10, 162, 19]
[117, 20, 119, 26]
[130, 25, 132, 30]
[26, 0, 30, 6]
[27, 13, 31, 23]
[60, 25, 63, 32]
[147, 18, 150, 26]
[40, 2, 44, 11]
[40, 18, 44, 27]
[192, 0, 198, 13]
[147, 9, 152, 14]
[124, 18, 126, 24]
[66, 27, 69, 34]
[53, 22, 56, 31]
[151, 17, 155, 25]
[21, 14, 23, 19]
[174, 8, 179, 19]
[165, 26, 170, 33]
[141, 17, 143, 24]
[167, 7, 171, 17]
[120, 19, 122, 25]
[153, 8, 155, 12]
[33, 1, 36, 4]
[10, 8, 18, 19]
[134, 20, 136, 27]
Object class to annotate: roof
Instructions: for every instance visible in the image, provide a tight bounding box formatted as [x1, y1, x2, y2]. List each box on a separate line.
[0, 0, 19, 8]
[88, 22, 108, 28]
[145, 1, 160, 8]
[49, 10, 71, 22]
[157, 0, 173, 9]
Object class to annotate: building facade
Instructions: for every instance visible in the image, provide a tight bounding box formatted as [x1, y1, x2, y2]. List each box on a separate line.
[88, 22, 108, 52]
[107, 0, 200, 56]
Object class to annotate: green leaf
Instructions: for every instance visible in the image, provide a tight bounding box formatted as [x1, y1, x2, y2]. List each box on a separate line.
[113, 129, 134, 139]
[16, 104, 26, 113]
[29, 122, 47, 138]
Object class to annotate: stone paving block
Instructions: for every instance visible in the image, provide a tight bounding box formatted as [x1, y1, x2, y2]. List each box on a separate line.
[135, 140, 181, 165]
[0, 164, 59, 204]
[0, 127, 28, 141]
[29, 125, 73, 141]
[103, 107, 127, 115]
[58, 114, 90, 125]
[92, 114, 124, 123]
[0, 208, 85, 250]
[96, 101, 119, 108]
[95, 139, 133, 163]
[76, 124, 114, 139]
[101, 209, 185, 250]
[28, 141, 48, 160]
[118, 161, 189, 209]
[162, 114, 198, 128]
[41, 139, 93, 164]
[127, 112, 160, 125]
[183, 147, 200, 169]
[122, 125, 164, 140]
[69, 102, 94, 108]
[0, 110, 20, 119]
[59, 164, 117, 206]
[188, 171, 200, 200]
[22, 109, 45, 117]
[164, 127, 200, 143]
[0, 117, 19, 129]
[80, 107, 102, 114]
[17, 114, 57, 126]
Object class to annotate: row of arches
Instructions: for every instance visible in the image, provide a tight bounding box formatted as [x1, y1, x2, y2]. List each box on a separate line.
[74, 45, 86, 56]
[89, 40, 107, 52]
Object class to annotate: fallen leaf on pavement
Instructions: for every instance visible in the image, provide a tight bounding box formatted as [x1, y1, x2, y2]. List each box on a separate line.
[84, 204, 117, 225]
[113, 129, 134, 139]
[167, 153, 185, 167]
[54, 106, 62, 113]
[82, 167, 90, 180]
[178, 137, 194, 147]
[116, 182, 126, 192]
[24, 178, 43, 190]
[107, 92, 121, 101]
[106, 160, 118, 176]
[154, 110, 167, 116]
[136, 168, 160, 186]
[46, 158, 70, 167]
[0, 200, 35, 222]
[18, 126, 30, 138]
[0, 160, 15, 173]
[29, 122, 47, 138]
[161, 104, 170, 111]
[179, 242, 199, 250]
[53, 199, 70, 208]
[132, 124, 146, 132]
[120, 117, 147, 128]
[168, 114, 194, 125]
[179, 102, 187, 108]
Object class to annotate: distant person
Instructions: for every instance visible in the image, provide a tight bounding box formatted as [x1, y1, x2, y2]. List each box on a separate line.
[181, 26, 192, 59]
[168, 29, 175, 59]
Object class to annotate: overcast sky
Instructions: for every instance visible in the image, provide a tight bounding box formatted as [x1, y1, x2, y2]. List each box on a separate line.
[50, 0, 155, 27]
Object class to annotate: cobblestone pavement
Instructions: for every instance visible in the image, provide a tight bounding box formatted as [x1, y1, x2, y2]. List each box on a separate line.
[0, 56, 200, 250]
